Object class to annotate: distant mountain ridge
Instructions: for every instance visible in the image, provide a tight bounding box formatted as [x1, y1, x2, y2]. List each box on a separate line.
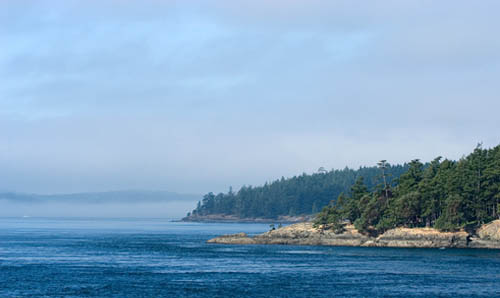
[0, 190, 200, 204]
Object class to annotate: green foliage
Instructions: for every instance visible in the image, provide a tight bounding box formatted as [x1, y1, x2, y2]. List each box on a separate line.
[434, 194, 465, 231]
[313, 204, 345, 234]
[191, 164, 408, 219]
[314, 143, 500, 234]
[191, 143, 500, 233]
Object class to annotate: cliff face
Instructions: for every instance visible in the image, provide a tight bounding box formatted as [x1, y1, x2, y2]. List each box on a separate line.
[207, 221, 500, 249]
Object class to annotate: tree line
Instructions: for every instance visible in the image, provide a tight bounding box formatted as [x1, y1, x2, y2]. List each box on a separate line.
[189, 164, 408, 219]
[315, 144, 500, 234]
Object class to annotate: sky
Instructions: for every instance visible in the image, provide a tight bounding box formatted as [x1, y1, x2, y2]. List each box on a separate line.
[1, 0, 499, 196]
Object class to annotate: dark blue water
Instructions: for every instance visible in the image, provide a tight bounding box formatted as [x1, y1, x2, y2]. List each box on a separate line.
[1, 218, 499, 297]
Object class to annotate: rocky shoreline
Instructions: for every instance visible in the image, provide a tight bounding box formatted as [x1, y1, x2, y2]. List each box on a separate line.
[207, 220, 500, 249]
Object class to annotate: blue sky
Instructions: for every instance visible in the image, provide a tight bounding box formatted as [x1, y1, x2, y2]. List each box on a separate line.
[1, 0, 499, 195]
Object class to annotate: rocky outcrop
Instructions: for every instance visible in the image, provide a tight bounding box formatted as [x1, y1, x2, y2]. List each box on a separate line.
[207, 232, 257, 245]
[208, 221, 500, 249]
[371, 227, 469, 248]
[467, 219, 500, 249]
[252, 223, 371, 246]
[476, 219, 500, 241]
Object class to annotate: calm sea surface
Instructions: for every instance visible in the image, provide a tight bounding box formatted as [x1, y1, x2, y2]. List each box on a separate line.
[0, 218, 499, 297]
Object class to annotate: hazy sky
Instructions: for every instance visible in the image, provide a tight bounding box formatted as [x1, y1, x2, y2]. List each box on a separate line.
[1, 0, 499, 195]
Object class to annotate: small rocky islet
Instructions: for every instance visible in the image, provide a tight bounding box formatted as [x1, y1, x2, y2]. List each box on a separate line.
[207, 219, 500, 249]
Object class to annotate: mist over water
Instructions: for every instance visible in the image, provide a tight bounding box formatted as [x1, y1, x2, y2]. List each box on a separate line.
[0, 190, 200, 218]
[0, 200, 197, 218]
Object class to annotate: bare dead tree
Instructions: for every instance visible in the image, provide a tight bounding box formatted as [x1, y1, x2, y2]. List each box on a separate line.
[377, 160, 389, 198]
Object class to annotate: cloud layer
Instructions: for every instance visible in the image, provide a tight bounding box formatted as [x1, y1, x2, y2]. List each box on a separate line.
[1, 0, 499, 195]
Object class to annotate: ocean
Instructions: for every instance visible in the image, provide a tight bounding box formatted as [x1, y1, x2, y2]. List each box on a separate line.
[0, 217, 499, 297]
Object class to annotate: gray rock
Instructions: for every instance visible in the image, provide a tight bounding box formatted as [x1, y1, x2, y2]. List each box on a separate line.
[207, 222, 500, 249]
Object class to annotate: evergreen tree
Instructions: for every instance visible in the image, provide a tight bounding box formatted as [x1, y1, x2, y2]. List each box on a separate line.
[313, 144, 500, 234]
[190, 164, 408, 219]
[191, 143, 500, 233]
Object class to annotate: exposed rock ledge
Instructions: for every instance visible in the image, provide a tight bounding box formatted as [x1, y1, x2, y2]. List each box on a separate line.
[207, 220, 500, 249]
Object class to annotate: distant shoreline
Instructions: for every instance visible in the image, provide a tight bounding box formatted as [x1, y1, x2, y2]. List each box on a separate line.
[181, 214, 313, 224]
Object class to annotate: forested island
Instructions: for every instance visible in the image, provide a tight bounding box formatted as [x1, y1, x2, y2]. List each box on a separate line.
[207, 144, 500, 249]
[184, 164, 408, 221]
[188, 144, 500, 236]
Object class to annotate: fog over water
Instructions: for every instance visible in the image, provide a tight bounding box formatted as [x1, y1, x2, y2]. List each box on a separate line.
[1, 1, 499, 217]
[0, 191, 200, 218]
[0, 201, 197, 218]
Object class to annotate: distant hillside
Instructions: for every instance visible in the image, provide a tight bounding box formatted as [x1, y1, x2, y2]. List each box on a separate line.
[0, 190, 200, 204]
[185, 164, 409, 220]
